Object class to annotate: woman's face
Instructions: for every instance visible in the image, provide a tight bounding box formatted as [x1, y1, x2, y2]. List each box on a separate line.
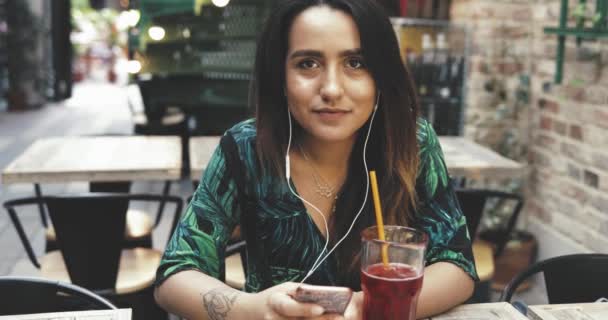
[285, 5, 377, 144]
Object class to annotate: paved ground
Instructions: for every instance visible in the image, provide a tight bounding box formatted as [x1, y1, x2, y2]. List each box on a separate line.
[0, 80, 545, 306]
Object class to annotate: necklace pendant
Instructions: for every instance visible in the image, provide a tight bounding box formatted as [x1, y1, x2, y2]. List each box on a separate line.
[300, 145, 338, 200]
[315, 188, 333, 198]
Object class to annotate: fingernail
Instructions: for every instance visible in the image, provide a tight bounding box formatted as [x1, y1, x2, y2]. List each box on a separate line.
[311, 306, 324, 315]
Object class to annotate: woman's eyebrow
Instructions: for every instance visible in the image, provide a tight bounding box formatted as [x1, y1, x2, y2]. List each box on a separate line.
[288, 48, 362, 59]
[341, 48, 362, 56]
[289, 50, 322, 59]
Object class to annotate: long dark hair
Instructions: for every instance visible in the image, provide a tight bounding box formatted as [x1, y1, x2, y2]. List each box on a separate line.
[251, 0, 420, 288]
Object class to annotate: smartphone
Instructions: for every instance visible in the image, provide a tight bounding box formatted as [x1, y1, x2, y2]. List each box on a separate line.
[292, 284, 353, 314]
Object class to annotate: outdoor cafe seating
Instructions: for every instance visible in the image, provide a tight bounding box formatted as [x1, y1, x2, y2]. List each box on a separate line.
[3, 193, 183, 320]
[3, 0, 608, 318]
[44, 180, 173, 252]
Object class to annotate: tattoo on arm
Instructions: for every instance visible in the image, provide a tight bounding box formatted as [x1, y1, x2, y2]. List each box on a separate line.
[202, 288, 241, 320]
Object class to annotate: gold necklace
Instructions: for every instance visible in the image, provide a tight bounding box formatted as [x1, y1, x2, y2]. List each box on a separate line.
[299, 145, 336, 199]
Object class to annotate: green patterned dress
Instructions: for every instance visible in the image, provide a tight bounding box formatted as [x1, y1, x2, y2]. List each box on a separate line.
[156, 118, 478, 292]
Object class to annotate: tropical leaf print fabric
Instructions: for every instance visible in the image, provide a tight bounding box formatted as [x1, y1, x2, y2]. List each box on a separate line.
[415, 120, 477, 275]
[156, 118, 478, 292]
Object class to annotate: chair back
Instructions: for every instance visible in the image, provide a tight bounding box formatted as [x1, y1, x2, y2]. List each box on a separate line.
[3, 193, 183, 288]
[454, 188, 523, 256]
[89, 181, 132, 193]
[501, 254, 608, 303]
[46, 194, 128, 292]
[0, 276, 115, 315]
[85, 137, 174, 230]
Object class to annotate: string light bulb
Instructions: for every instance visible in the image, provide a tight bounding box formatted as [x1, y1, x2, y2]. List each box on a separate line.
[148, 26, 165, 41]
[212, 0, 230, 7]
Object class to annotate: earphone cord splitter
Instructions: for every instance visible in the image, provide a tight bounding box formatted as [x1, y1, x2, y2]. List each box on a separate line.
[285, 96, 379, 283]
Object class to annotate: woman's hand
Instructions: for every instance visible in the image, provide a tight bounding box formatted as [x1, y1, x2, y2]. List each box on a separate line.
[242, 282, 344, 319]
[343, 291, 363, 319]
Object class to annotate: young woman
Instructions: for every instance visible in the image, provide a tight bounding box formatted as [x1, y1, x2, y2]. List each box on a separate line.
[155, 1, 477, 319]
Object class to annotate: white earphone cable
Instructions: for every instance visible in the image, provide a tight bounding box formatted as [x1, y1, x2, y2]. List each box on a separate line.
[285, 110, 331, 276]
[301, 102, 377, 282]
[285, 95, 380, 283]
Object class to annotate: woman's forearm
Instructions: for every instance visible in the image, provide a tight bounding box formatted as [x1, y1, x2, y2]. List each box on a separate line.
[154, 270, 253, 320]
[416, 262, 475, 319]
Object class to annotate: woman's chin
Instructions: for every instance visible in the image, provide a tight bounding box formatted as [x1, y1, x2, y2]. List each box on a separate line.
[306, 128, 359, 144]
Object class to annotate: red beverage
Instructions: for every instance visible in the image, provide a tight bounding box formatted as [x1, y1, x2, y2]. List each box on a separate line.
[361, 263, 423, 320]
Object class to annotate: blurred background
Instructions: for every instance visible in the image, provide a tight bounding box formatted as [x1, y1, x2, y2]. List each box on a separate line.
[0, 0, 607, 318]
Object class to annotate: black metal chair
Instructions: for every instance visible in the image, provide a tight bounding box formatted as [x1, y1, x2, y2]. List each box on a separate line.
[455, 188, 524, 257]
[454, 188, 524, 303]
[4, 193, 183, 320]
[0, 276, 116, 315]
[42, 180, 174, 252]
[501, 254, 608, 303]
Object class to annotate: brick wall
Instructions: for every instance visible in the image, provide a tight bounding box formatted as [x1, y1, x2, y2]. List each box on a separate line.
[451, 0, 532, 162]
[452, 0, 608, 254]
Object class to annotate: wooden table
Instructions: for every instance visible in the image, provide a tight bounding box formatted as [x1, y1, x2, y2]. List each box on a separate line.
[1, 136, 183, 229]
[2, 136, 182, 184]
[189, 136, 525, 181]
[528, 303, 608, 320]
[189, 136, 221, 180]
[439, 137, 524, 180]
[427, 302, 528, 319]
[0, 308, 132, 320]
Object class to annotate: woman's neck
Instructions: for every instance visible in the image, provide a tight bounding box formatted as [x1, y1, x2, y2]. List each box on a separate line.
[298, 136, 355, 174]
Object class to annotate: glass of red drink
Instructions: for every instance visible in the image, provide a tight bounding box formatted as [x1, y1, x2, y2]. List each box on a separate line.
[360, 226, 428, 320]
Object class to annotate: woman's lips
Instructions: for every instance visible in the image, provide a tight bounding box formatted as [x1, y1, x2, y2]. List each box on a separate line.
[313, 109, 350, 121]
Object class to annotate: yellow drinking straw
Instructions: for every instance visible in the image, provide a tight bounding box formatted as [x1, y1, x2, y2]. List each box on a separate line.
[369, 170, 389, 267]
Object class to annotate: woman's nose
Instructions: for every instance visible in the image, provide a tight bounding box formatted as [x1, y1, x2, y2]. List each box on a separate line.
[320, 67, 344, 103]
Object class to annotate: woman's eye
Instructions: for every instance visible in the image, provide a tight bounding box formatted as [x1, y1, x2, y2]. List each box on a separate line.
[297, 59, 318, 69]
[346, 58, 365, 69]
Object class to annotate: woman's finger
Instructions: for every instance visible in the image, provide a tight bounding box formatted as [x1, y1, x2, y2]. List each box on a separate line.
[268, 292, 325, 317]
